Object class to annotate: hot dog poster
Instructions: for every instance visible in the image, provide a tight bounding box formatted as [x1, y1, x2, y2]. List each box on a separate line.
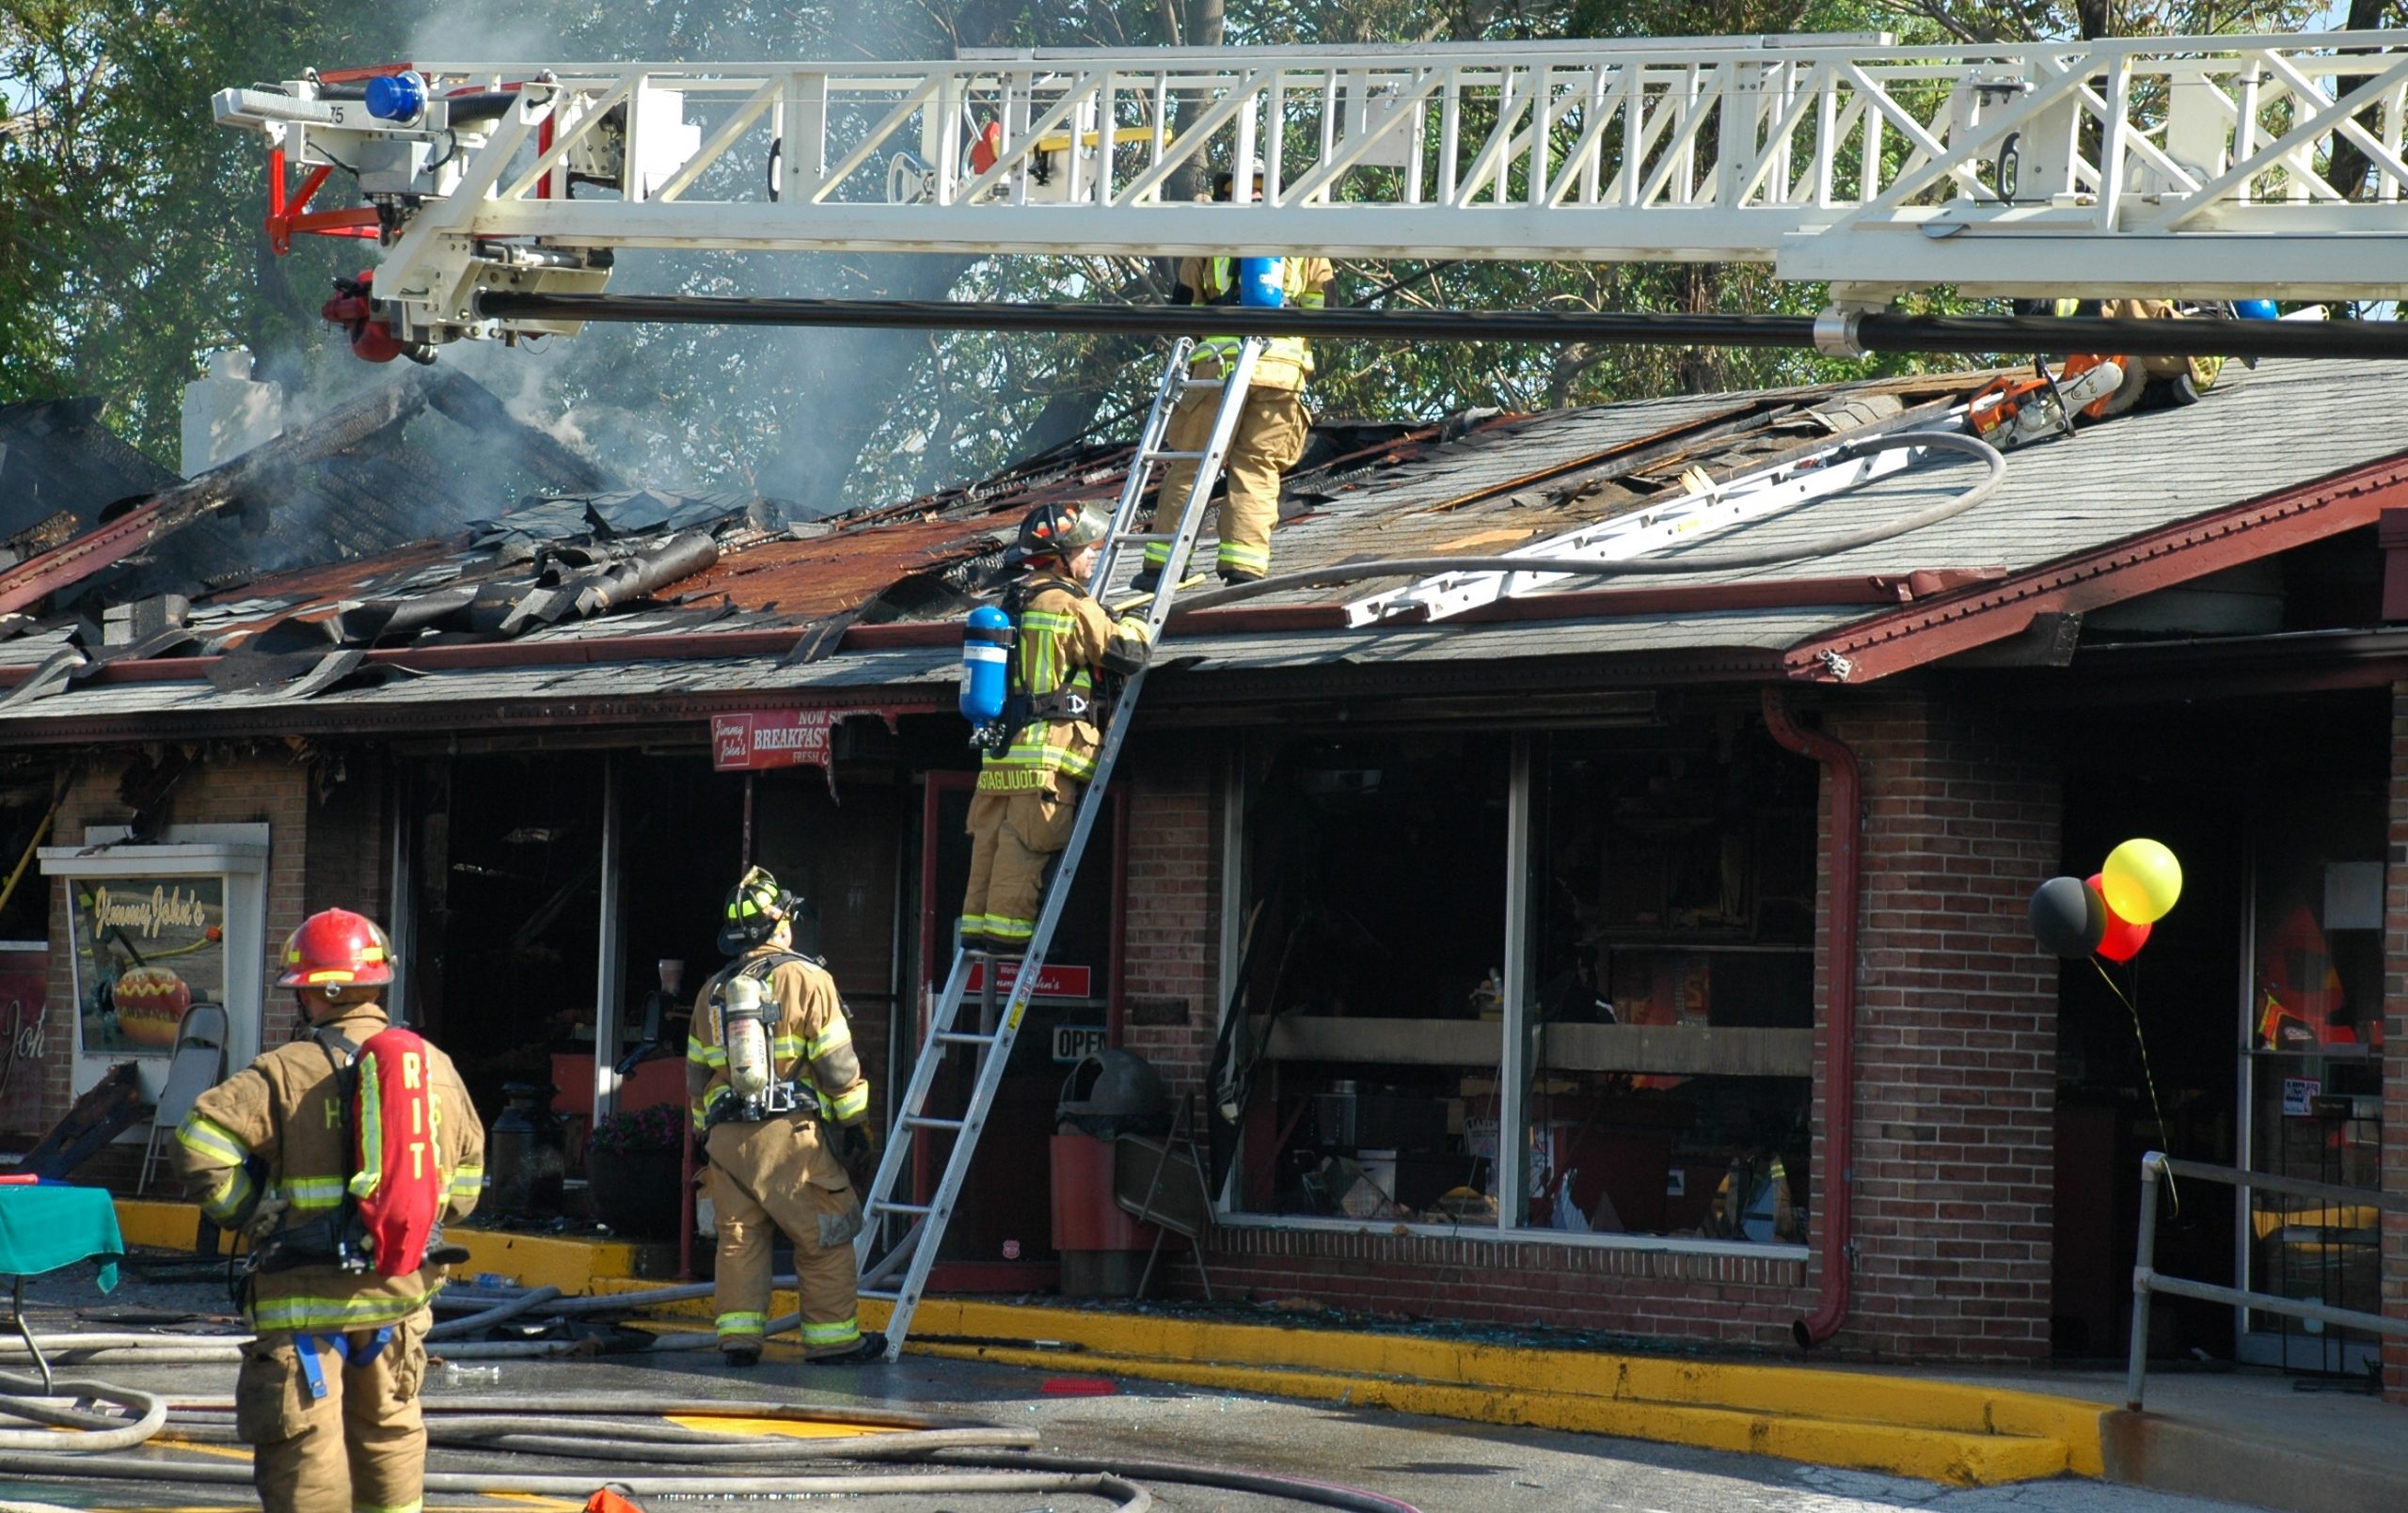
[71, 878, 224, 1055]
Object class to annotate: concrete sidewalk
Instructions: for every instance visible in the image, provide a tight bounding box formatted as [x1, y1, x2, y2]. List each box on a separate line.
[1891, 1363, 2407, 1513]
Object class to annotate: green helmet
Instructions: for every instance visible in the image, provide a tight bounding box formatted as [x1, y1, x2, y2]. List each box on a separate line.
[719, 865, 801, 955]
[1015, 502, 1110, 565]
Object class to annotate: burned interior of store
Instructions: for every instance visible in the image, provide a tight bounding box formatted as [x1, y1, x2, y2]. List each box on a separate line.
[1224, 703, 1817, 1246]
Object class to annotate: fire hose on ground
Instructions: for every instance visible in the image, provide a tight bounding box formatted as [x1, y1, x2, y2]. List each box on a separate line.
[0, 1304, 1424, 1510]
[0, 1393, 1420, 1510]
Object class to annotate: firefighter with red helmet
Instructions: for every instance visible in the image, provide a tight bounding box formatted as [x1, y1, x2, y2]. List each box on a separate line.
[688, 866, 884, 1365]
[959, 503, 1152, 954]
[171, 908, 484, 1513]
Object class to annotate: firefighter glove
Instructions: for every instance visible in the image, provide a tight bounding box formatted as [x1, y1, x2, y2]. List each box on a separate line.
[834, 1122, 876, 1169]
[1115, 615, 1156, 645]
[243, 1191, 290, 1241]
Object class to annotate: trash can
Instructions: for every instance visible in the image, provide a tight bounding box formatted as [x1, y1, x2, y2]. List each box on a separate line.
[1051, 1050, 1172, 1298]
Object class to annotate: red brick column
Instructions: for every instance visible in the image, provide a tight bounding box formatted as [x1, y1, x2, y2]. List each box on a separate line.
[2383, 683, 2408, 1402]
[1824, 690, 2062, 1362]
[1118, 733, 1222, 1087]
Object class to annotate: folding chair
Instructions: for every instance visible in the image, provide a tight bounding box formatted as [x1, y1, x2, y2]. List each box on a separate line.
[139, 1002, 228, 1195]
[1111, 1095, 1216, 1300]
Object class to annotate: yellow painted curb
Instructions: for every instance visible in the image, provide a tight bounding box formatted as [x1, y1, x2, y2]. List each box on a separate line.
[114, 1200, 649, 1296]
[122, 1208, 2099, 1489]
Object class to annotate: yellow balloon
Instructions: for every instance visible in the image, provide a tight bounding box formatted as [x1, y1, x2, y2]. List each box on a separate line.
[2101, 839, 2182, 924]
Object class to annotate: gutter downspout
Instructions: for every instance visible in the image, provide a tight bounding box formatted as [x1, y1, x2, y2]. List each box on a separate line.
[1761, 686, 1859, 1349]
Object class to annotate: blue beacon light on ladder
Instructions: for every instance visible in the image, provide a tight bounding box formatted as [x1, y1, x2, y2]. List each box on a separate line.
[364, 71, 428, 123]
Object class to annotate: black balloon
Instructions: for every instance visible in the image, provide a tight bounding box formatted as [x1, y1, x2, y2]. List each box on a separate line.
[2029, 875, 2105, 959]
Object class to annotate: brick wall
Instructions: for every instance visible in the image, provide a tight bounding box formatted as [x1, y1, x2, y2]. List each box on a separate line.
[1116, 709, 2057, 1362]
[33, 746, 380, 1148]
[2384, 683, 2408, 1402]
[1828, 691, 2062, 1363]
[1118, 733, 1222, 1087]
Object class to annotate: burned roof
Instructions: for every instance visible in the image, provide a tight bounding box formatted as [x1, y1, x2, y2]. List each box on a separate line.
[0, 355, 2400, 735]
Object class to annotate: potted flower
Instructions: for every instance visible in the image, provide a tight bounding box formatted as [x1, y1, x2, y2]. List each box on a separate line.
[584, 1103, 686, 1238]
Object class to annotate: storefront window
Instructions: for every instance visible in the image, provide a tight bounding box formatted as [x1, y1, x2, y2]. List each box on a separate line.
[1227, 733, 1510, 1225]
[2241, 787, 2385, 1373]
[1513, 717, 1816, 1244]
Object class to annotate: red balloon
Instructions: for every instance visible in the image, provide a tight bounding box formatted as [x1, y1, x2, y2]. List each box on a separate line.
[2088, 874, 2151, 963]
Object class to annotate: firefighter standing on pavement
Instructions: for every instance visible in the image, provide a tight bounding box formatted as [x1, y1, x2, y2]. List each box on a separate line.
[688, 867, 884, 1366]
[172, 907, 484, 1513]
[1131, 162, 1335, 591]
[960, 503, 1153, 954]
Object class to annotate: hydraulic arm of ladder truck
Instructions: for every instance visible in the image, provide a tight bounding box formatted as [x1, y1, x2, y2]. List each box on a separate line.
[217, 31, 2408, 359]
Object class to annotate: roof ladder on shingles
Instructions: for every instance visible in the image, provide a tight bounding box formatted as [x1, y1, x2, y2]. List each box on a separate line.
[1341, 407, 1973, 626]
[851, 335, 1265, 1362]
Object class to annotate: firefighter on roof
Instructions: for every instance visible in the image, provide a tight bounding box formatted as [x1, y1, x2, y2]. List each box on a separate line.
[688, 866, 884, 1365]
[960, 503, 1153, 954]
[171, 907, 484, 1513]
[1130, 160, 1335, 591]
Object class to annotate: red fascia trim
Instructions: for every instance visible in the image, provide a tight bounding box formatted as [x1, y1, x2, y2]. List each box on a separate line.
[1784, 457, 2408, 684]
[0, 501, 171, 615]
[1760, 687, 1859, 1349]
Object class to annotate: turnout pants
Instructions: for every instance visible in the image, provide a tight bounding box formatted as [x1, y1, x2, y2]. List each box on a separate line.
[237, 1313, 430, 1513]
[961, 786, 1077, 952]
[705, 1112, 866, 1357]
[1145, 385, 1310, 580]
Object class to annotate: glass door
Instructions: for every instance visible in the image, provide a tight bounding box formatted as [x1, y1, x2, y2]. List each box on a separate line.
[2237, 787, 2385, 1376]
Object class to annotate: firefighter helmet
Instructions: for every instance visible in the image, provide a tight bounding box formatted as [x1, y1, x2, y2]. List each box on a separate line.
[719, 865, 802, 955]
[277, 907, 396, 988]
[1015, 502, 1110, 565]
[1212, 155, 1270, 201]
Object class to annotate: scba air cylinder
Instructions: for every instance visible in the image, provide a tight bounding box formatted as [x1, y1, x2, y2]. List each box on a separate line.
[1235, 257, 1286, 308]
[721, 973, 771, 1102]
[960, 605, 1015, 725]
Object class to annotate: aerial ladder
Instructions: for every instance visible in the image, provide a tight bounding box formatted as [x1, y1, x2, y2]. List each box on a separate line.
[212, 30, 2408, 1354]
[215, 30, 2408, 360]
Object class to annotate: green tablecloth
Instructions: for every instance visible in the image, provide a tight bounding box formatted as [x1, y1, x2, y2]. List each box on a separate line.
[0, 1186, 121, 1292]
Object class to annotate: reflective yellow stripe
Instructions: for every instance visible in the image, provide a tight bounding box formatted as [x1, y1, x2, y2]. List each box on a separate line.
[350, 1053, 383, 1200]
[200, 1165, 252, 1223]
[282, 1177, 348, 1211]
[804, 1020, 852, 1059]
[353, 1501, 424, 1513]
[829, 1083, 870, 1123]
[1217, 540, 1271, 572]
[251, 1290, 437, 1332]
[450, 1166, 484, 1197]
[687, 1036, 726, 1066]
[800, 1316, 860, 1346]
[716, 1311, 766, 1337]
[175, 1113, 249, 1166]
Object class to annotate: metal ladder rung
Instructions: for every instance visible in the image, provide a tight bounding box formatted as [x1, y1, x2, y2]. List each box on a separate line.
[855, 335, 1267, 1366]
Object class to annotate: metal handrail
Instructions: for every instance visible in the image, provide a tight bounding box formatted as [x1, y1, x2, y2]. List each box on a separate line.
[2127, 1150, 2408, 1411]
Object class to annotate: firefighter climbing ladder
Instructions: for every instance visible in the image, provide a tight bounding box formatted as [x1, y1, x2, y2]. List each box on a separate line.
[852, 335, 1266, 1360]
[217, 29, 2408, 357]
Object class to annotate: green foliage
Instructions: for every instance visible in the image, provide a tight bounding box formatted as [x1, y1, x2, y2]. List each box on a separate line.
[0, 0, 2355, 503]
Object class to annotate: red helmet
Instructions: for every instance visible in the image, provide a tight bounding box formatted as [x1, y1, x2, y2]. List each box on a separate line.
[277, 907, 395, 988]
